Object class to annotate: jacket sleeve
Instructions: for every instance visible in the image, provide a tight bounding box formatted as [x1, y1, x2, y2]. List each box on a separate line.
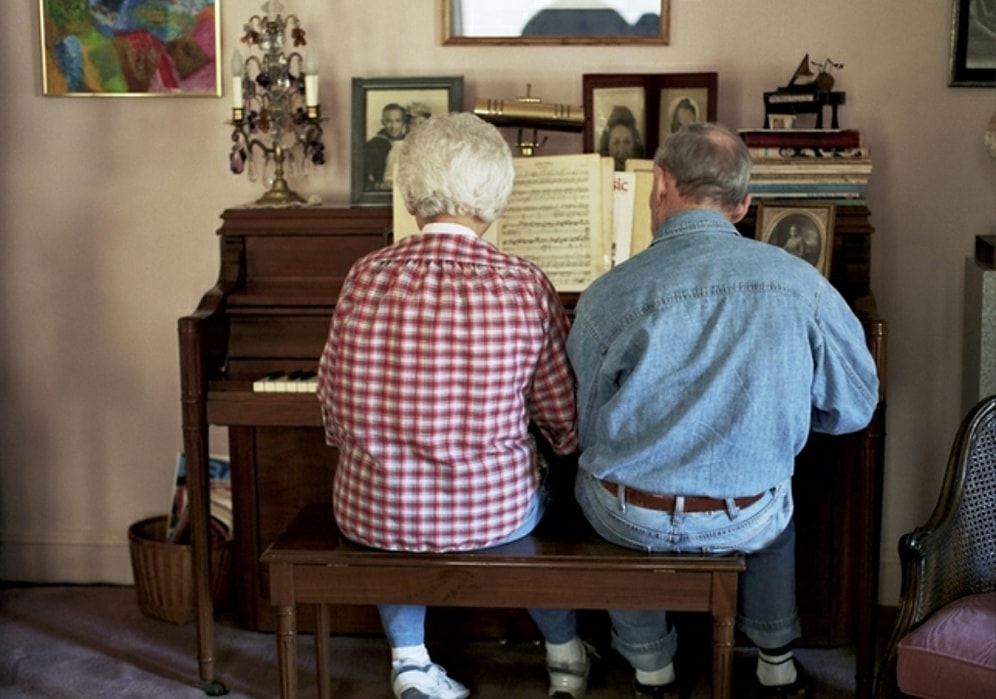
[810, 283, 880, 435]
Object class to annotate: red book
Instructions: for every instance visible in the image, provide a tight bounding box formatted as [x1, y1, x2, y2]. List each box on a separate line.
[738, 129, 862, 148]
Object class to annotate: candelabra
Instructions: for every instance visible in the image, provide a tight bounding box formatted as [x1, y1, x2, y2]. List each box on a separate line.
[229, 1, 325, 206]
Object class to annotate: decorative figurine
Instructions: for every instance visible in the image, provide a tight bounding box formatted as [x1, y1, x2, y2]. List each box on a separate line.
[763, 54, 846, 129]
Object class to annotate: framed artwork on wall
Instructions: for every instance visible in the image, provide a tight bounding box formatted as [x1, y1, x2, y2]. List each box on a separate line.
[39, 0, 222, 96]
[442, 0, 670, 46]
[582, 72, 717, 170]
[949, 0, 996, 86]
[756, 202, 836, 278]
[350, 76, 464, 207]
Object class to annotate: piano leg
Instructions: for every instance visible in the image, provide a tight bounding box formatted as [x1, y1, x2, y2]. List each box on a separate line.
[179, 318, 227, 695]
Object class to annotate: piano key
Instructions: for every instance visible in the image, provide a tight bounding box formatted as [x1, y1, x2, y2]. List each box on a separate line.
[252, 371, 318, 393]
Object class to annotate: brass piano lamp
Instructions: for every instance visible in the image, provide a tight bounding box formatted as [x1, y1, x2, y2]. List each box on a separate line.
[473, 84, 585, 156]
[229, 0, 325, 206]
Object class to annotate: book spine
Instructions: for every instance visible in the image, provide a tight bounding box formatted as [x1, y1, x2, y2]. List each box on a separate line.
[749, 146, 870, 159]
[740, 130, 862, 148]
[748, 182, 867, 192]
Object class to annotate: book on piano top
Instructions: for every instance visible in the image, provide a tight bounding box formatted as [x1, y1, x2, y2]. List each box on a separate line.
[748, 146, 870, 160]
[166, 453, 233, 544]
[738, 128, 863, 149]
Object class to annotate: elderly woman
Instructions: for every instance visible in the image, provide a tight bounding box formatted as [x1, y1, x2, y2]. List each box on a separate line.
[316, 112, 582, 699]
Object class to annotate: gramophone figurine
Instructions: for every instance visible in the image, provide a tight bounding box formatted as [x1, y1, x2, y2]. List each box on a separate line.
[763, 54, 846, 129]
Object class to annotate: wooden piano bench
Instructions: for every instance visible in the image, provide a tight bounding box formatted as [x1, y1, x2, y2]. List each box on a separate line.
[260, 502, 746, 699]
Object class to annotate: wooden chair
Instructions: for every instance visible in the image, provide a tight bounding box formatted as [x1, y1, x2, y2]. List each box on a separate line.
[874, 395, 996, 698]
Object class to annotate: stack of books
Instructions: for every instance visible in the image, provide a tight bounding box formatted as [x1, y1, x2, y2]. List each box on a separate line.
[738, 129, 871, 200]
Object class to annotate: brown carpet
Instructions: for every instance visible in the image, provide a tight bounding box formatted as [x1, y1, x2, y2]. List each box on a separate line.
[0, 585, 861, 698]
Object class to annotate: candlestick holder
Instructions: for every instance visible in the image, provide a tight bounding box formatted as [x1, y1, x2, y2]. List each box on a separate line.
[229, 1, 325, 206]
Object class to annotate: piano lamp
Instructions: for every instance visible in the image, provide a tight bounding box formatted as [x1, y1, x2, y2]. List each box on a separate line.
[473, 85, 584, 156]
[229, 0, 325, 206]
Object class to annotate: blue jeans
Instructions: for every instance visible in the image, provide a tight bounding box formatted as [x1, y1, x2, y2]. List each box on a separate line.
[378, 483, 570, 648]
[550, 470, 802, 670]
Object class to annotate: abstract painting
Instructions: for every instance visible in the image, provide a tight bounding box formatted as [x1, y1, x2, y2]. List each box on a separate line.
[40, 0, 221, 96]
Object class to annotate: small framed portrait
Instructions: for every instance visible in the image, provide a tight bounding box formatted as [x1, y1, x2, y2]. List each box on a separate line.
[756, 202, 836, 278]
[948, 0, 996, 87]
[583, 72, 717, 170]
[351, 76, 464, 206]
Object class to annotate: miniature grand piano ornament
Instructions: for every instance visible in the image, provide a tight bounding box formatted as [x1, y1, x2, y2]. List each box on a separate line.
[763, 54, 846, 129]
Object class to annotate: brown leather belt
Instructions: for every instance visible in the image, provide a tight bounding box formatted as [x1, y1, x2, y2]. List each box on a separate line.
[598, 480, 765, 512]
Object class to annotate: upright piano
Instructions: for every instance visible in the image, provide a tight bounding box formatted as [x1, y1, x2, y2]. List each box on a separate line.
[178, 205, 886, 696]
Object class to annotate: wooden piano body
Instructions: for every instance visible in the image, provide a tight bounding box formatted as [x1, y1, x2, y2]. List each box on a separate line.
[178, 205, 886, 697]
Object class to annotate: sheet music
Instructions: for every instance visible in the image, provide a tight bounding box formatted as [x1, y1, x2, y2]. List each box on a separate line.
[391, 153, 617, 292]
[612, 171, 636, 265]
[625, 159, 656, 256]
[498, 153, 611, 292]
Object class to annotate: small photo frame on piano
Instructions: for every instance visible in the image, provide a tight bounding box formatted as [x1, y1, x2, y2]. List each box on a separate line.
[350, 75, 465, 207]
[582, 72, 717, 170]
[756, 202, 835, 278]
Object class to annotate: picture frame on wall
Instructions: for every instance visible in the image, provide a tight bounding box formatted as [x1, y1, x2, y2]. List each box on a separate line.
[949, 0, 996, 86]
[582, 73, 717, 170]
[350, 76, 464, 207]
[755, 202, 836, 278]
[39, 0, 222, 96]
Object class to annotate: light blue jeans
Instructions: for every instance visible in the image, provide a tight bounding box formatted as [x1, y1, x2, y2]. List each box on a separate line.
[537, 470, 802, 671]
[378, 484, 572, 648]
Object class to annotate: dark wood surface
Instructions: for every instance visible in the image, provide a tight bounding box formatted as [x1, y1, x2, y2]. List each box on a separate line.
[262, 502, 743, 699]
[178, 204, 887, 697]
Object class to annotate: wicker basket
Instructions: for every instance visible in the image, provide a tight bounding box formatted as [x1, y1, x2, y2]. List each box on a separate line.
[128, 516, 233, 625]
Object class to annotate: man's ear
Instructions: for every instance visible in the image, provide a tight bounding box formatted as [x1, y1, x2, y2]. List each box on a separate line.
[652, 165, 669, 206]
[727, 193, 752, 224]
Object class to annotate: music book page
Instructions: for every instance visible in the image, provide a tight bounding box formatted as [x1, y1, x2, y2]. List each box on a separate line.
[392, 153, 620, 292]
[497, 153, 612, 292]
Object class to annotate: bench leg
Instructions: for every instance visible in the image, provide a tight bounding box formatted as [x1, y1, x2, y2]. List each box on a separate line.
[275, 604, 298, 699]
[712, 614, 735, 699]
[315, 604, 331, 699]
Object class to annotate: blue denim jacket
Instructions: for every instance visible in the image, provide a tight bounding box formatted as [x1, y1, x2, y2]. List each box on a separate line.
[567, 208, 880, 498]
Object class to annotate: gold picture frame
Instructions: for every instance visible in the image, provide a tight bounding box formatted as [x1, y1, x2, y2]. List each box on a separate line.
[442, 0, 669, 46]
[756, 202, 836, 278]
[39, 0, 222, 96]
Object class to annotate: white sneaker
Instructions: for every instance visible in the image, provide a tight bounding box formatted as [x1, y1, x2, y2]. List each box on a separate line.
[391, 662, 471, 699]
[547, 641, 592, 698]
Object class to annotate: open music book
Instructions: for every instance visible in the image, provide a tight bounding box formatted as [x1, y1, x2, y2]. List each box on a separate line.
[393, 153, 657, 292]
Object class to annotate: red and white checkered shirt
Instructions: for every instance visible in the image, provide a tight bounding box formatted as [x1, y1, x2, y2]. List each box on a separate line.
[317, 224, 578, 552]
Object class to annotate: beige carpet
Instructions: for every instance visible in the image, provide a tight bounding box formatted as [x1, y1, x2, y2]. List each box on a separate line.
[0, 585, 860, 698]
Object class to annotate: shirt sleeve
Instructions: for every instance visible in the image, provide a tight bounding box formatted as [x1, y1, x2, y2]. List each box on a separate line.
[810, 282, 881, 435]
[526, 276, 579, 456]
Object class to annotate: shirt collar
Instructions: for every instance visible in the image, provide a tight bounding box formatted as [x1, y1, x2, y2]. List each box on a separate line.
[653, 208, 743, 242]
[422, 222, 479, 238]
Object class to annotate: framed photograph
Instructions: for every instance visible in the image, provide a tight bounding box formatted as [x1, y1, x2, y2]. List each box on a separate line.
[351, 76, 464, 207]
[583, 72, 717, 170]
[756, 202, 836, 278]
[39, 0, 221, 96]
[443, 0, 670, 46]
[949, 0, 996, 86]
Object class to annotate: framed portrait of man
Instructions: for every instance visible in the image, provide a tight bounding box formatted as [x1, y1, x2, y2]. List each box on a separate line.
[351, 76, 464, 206]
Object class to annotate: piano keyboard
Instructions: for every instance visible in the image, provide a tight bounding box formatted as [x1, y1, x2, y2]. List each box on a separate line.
[252, 371, 318, 393]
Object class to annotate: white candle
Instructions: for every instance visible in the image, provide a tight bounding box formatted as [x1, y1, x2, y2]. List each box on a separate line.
[304, 53, 319, 107]
[231, 50, 244, 110]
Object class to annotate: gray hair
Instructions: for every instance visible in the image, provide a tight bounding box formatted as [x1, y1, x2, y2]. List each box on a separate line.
[396, 112, 515, 224]
[653, 122, 751, 210]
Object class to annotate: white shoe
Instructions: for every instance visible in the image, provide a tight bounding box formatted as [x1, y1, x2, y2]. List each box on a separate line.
[547, 641, 592, 698]
[391, 662, 471, 699]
